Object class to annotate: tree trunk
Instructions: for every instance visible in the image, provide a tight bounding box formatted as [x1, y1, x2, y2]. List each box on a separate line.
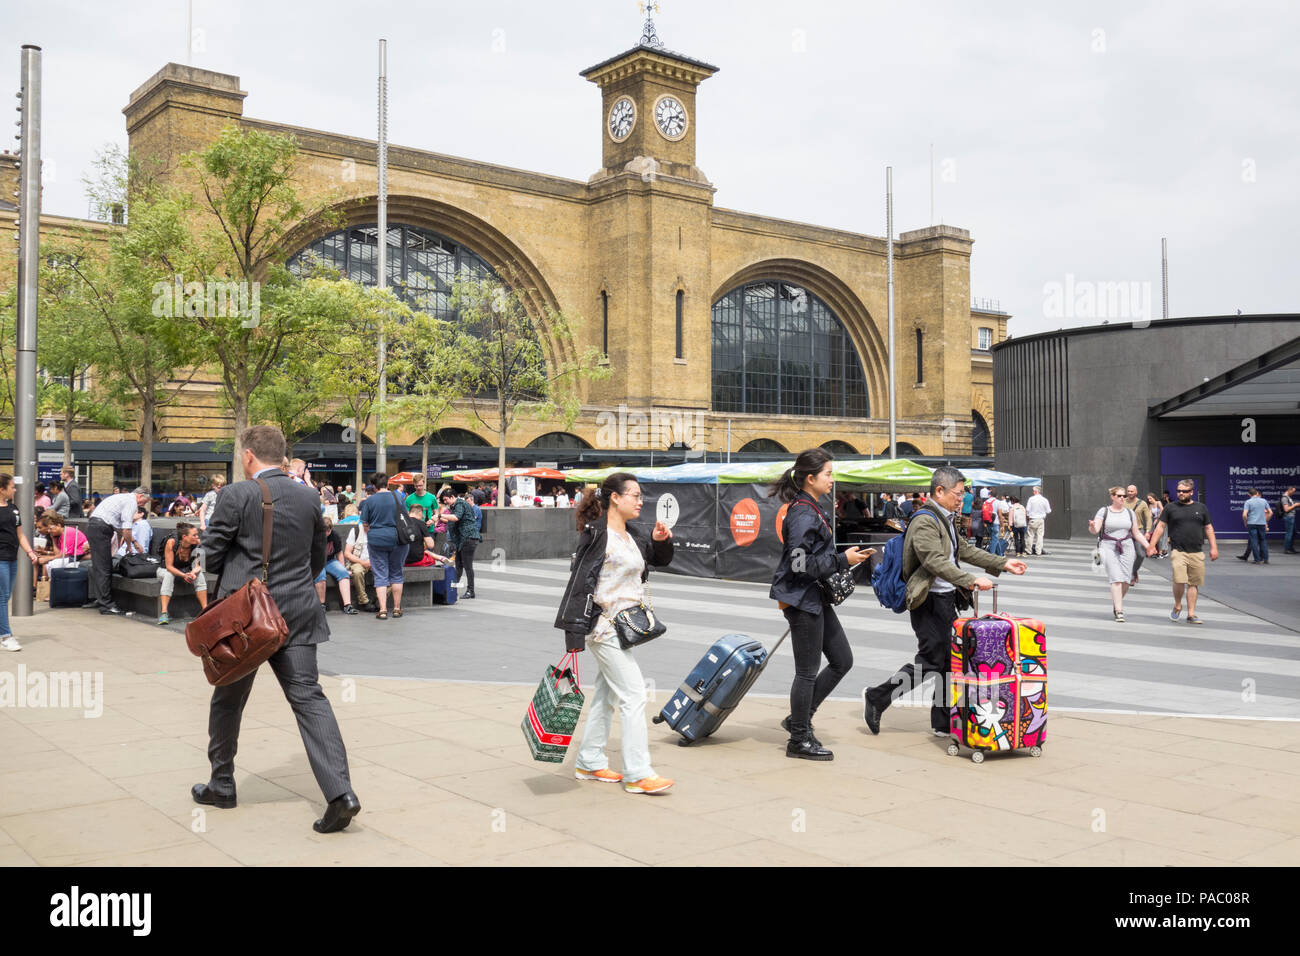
[232, 388, 249, 482]
[62, 411, 73, 472]
[421, 430, 429, 483]
[497, 397, 507, 507]
[140, 399, 155, 492]
[354, 413, 365, 498]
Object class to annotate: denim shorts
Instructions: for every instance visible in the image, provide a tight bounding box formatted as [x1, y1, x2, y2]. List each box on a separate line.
[314, 559, 349, 583]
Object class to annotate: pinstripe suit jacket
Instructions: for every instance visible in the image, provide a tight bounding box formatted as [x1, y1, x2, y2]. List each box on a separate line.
[201, 469, 329, 646]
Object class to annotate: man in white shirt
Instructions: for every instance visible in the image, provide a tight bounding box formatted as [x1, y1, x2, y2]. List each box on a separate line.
[1025, 487, 1052, 556]
[115, 508, 154, 557]
[86, 486, 152, 614]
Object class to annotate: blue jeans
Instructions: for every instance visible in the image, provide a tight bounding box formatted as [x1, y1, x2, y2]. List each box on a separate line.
[1246, 525, 1269, 563]
[1286, 514, 1296, 551]
[369, 544, 409, 587]
[0, 559, 14, 637]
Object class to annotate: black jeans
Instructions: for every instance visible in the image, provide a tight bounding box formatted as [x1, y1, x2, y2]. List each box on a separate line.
[456, 538, 478, 592]
[86, 518, 116, 608]
[1012, 527, 1027, 554]
[868, 590, 956, 732]
[782, 603, 853, 738]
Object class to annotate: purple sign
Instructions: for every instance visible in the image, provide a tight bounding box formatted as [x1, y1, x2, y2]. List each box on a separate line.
[1160, 445, 1300, 539]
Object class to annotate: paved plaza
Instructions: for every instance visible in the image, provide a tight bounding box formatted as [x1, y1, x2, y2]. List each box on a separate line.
[2, 543, 1298, 866]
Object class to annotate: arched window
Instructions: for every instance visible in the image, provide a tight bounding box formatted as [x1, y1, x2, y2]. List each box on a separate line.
[712, 281, 868, 417]
[821, 440, 858, 455]
[972, 411, 991, 456]
[739, 438, 788, 454]
[424, 428, 491, 447]
[894, 442, 923, 457]
[288, 224, 496, 320]
[526, 432, 593, 450]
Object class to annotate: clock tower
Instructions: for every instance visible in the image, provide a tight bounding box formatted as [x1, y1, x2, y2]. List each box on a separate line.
[580, 4, 718, 184]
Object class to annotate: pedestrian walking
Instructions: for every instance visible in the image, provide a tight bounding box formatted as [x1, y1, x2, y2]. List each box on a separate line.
[1090, 487, 1153, 622]
[1009, 495, 1028, 555]
[195, 425, 361, 833]
[198, 474, 226, 530]
[1146, 494, 1166, 556]
[1025, 486, 1052, 555]
[862, 466, 1026, 738]
[1146, 479, 1219, 625]
[1239, 489, 1272, 564]
[1123, 484, 1153, 585]
[768, 448, 872, 760]
[553, 472, 675, 794]
[0, 474, 41, 651]
[1282, 486, 1298, 554]
[438, 488, 481, 599]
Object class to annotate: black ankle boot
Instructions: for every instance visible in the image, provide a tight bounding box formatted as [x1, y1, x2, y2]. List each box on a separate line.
[786, 734, 833, 761]
[781, 715, 821, 747]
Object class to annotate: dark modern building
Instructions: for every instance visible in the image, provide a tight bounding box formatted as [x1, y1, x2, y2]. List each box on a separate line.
[993, 315, 1299, 540]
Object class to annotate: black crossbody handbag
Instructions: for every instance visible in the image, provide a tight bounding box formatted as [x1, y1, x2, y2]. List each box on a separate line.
[608, 586, 668, 649]
[792, 499, 856, 605]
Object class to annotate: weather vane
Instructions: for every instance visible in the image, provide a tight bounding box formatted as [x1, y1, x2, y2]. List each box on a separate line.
[638, 1, 665, 48]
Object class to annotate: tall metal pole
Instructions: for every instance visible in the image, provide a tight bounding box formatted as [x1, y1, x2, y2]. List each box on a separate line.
[375, 39, 389, 475]
[13, 45, 42, 618]
[886, 167, 897, 459]
[1161, 237, 1168, 319]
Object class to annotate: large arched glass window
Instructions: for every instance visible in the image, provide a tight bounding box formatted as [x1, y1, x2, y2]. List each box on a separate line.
[288, 224, 496, 319]
[712, 281, 869, 417]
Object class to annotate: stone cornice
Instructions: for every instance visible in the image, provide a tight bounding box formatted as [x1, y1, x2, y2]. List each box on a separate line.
[581, 45, 719, 88]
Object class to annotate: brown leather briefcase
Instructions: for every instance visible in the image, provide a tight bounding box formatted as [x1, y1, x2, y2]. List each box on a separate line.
[185, 478, 289, 686]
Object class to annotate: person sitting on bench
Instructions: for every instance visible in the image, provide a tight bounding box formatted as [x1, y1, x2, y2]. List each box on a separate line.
[158, 522, 209, 625]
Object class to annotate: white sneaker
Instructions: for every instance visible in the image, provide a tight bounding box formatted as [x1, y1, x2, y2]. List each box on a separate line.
[0, 636, 22, 652]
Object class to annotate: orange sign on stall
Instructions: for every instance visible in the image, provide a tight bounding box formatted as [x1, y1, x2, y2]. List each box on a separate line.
[729, 498, 761, 547]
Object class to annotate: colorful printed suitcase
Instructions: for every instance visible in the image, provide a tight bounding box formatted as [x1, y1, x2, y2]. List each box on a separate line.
[652, 630, 789, 745]
[948, 586, 1046, 763]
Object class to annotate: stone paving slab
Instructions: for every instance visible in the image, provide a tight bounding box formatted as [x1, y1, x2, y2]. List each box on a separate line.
[2, 610, 1299, 866]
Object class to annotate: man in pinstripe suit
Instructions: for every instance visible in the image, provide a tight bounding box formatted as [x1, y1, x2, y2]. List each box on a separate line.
[192, 426, 361, 833]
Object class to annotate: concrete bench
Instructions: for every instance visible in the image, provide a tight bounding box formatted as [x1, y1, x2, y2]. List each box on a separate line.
[110, 573, 213, 621]
[323, 563, 447, 611]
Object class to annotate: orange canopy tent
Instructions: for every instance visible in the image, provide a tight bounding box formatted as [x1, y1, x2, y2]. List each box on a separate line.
[439, 467, 567, 483]
[388, 472, 423, 484]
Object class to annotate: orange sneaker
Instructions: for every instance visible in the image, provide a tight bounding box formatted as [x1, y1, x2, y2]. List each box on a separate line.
[574, 767, 623, 783]
[624, 776, 674, 794]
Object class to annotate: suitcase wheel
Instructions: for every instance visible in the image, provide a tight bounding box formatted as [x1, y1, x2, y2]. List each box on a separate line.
[945, 743, 960, 757]
[651, 715, 664, 724]
[677, 737, 693, 747]
[1029, 746, 1042, 758]
[970, 751, 985, 764]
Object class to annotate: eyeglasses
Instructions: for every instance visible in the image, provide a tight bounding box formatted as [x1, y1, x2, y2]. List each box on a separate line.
[1177, 489, 1193, 495]
[1112, 492, 1125, 497]
[616, 493, 644, 502]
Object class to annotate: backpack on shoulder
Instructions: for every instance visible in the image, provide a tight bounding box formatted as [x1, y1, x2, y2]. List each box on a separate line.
[871, 509, 942, 613]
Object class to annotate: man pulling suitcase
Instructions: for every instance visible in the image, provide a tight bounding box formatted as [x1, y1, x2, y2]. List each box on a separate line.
[862, 466, 1027, 737]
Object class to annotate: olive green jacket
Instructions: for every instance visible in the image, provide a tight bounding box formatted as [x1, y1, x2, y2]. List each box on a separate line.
[902, 502, 1008, 610]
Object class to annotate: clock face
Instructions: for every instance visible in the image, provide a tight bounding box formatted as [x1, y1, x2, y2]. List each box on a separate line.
[608, 97, 636, 142]
[653, 94, 688, 140]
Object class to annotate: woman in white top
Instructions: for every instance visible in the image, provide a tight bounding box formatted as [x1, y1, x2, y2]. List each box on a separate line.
[1089, 486, 1152, 622]
[553, 473, 675, 794]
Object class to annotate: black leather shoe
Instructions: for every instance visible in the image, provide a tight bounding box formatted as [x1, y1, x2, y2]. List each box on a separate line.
[191, 783, 236, 809]
[862, 689, 882, 735]
[99, 605, 124, 615]
[781, 715, 821, 747]
[314, 791, 361, 833]
[786, 735, 833, 760]
[463, 589, 476, 599]
[1236, 554, 1249, 561]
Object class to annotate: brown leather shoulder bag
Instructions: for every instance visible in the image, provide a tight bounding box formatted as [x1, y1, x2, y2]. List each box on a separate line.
[185, 478, 290, 686]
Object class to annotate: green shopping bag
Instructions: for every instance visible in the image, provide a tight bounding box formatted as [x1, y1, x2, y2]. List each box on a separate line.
[522, 651, 585, 763]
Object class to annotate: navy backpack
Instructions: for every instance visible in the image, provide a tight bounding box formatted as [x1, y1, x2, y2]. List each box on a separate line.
[871, 509, 942, 613]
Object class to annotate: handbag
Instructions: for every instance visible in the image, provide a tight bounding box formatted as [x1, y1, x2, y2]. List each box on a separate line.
[607, 578, 668, 649]
[791, 499, 856, 606]
[185, 479, 290, 687]
[116, 553, 163, 578]
[522, 651, 585, 762]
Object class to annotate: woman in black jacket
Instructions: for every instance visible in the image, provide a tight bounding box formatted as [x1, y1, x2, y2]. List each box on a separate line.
[769, 449, 872, 761]
[553, 472, 675, 794]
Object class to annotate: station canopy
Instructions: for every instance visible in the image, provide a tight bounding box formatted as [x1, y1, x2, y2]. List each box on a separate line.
[440, 467, 567, 482]
[959, 467, 1042, 487]
[565, 459, 935, 487]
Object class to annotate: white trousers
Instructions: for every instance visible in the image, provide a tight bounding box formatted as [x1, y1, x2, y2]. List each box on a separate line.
[1027, 518, 1046, 554]
[575, 639, 654, 781]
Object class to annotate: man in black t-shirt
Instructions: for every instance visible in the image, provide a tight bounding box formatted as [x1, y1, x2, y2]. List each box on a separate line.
[1147, 479, 1219, 625]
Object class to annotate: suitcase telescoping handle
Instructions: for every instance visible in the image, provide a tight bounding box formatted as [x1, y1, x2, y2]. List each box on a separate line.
[759, 628, 792, 673]
[971, 583, 998, 616]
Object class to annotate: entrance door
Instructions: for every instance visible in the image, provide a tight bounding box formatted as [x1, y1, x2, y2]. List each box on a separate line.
[1041, 475, 1071, 540]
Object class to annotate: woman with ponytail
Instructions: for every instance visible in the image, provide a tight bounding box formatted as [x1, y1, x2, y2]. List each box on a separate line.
[554, 472, 676, 794]
[769, 449, 873, 760]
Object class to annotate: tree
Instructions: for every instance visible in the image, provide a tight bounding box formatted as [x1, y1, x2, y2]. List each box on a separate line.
[245, 352, 328, 457]
[173, 125, 343, 478]
[36, 255, 127, 464]
[0, 287, 16, 428]
[449, 275, 609, 505]
[386, 312, 463, 480]
[54, 145, 202, 484]
[307, 279, 415, 492]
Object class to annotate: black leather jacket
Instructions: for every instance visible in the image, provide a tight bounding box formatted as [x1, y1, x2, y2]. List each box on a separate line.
[768, 492, 848, 615]
[553, 518, 674, 651]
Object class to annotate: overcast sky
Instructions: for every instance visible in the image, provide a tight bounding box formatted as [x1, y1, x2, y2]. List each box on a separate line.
[12, 0, 1299, 336]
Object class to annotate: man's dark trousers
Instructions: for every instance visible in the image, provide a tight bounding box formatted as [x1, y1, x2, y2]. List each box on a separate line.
[867, 590, 957, 732]
[85, 517, 117, 608]
[206, 643, 352, 801]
